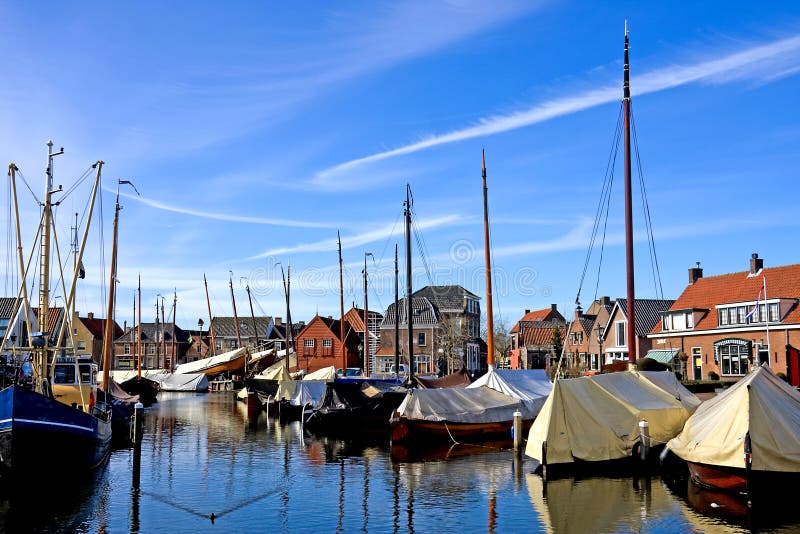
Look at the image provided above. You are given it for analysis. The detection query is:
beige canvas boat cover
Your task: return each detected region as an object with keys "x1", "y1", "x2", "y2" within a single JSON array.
[
  {"x1": 667, "y1": 364, "x2": 800, "y2": 472},
  {"x1": 396, "y1": 386, "x2": 537, "y2": 423},
  {"x1": 254, "y1": 351, "x2": 297, "y2": 381},
  {"x1": 525, "y1": 370, "x2": 696, "y2": 465},
  {"x1": 639, "y1": 370, "x2": 702, "y2": 412},
  {"x1": 303, "y1": 366, "x2": 336, "y2": 381},
  {"x1": 173, "y1": 347, "x2": 247, "y2": 375}
]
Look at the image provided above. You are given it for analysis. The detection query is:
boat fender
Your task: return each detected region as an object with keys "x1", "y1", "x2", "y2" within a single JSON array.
[{"x1": 89, "y1": 390, "x2": 95, "y2": 412}]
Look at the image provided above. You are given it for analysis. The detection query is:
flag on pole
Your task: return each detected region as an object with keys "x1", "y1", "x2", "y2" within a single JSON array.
[{"x1": 744, "y1": 285, "x2": 763, "y2": 322}]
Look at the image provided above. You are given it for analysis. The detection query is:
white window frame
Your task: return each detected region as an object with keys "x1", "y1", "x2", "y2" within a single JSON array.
[
  {"x1": 322, "y1": 338, "x2": 333, "y2": 348},
  {"x1": 417, "y1": 332, "x2": 426, "y2": 346},
  {"x1": 615, "y1": 321, "x2": 626, "y2": 347},
  {"x1": 304, "y1": 338, "x2": 315, "y2": 348}
]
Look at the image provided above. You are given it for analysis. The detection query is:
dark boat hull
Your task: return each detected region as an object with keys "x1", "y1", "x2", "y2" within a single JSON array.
[
  {"x1": 389, "y1": 416, "x2": 531, "y2": 446},
  {"x1": 118, "y1": 376, "x2": 159, "y2": 405},
  {"x1": 0, "y1": 386, "x2": 112, "y2": 478},
  {"x1": 687, "y1": 461, "x2": 800, "y2": 494}
]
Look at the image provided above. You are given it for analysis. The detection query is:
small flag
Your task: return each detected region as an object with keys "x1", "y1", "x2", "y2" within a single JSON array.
[
  {"x1": 78, "y1": 260, "x2": 85, "y2": 279},
  {"x1": 744, "y1": 286, "x2": 763, "y2": 322}
]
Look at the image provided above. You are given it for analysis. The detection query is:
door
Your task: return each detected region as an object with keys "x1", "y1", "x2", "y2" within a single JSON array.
[{"x1": 692, "y1": 347, "x2": 702, "y2": 380}]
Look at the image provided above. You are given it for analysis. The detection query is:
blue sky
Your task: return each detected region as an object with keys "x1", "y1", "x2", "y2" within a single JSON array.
[{"x1": 1, "y1": 1, "x2": 799, "y2": 334}]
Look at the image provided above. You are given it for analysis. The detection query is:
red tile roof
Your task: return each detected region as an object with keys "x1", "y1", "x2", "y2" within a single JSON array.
[
  {"x1": 519, "y1": 320, "x2": 567, "y2": 346},
  {"x1": 79, "y1": 316, "x2": 124, "y2": 339},
  {"x1": 652, "y1": 264, "x2": 800, "y2": 333},
  {"x1": 510, "y1": 308, "x2": 556, "y2": 333}
]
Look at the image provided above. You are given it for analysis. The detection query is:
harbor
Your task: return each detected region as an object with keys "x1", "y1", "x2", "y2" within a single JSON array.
[{"x1": 2, "y1": 391, "x2": 799, "y2": 533}]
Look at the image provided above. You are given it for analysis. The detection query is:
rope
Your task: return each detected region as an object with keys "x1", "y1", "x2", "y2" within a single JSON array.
[{"x1": 443, "y1": 421, "x2": 461, "y2": 445}]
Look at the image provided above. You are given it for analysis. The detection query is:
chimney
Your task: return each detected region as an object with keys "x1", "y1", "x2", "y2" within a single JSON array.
[
  {"x1": 524, "y1": 309, "x2": 530, "y2": 315},
  {"x1": 600, "y1": 296, "x2": 611, "y2": 307},
  {"x1": 750, "y1": 253, "x2": 763, "y2": 274},
  {"x1": 688, "y1": 262, "x2": 703, "y2": 285},
  {"x1": 574, "y1": 305, "x2": 583, "y2": 321},
  {"x1": 87, "y1": 312, "x2": 94, "y2": 319},
  {"x1": 275, "y1": 317, "x2": 282, "y2": 326},
  {"x1": 551, "y1": 304, "x2": 557, "y2": 311}
]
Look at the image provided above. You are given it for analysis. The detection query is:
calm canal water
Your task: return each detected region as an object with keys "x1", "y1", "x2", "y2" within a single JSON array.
[{"x1": 2, "y1": 392, "x2": 799, "y2": 533}]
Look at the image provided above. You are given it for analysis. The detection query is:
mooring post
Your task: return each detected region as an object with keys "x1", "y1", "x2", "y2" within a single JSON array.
[
  {"x1": 132, "y1": 401, "x2": 144, "y2": 489},
  {"x1": 638, "y1": 420, "x2": 650, "y2": 463},
  {"x1": 744, "y1": 431, "x2": 753, "y2": 509},
  {"x1": 513, "y1": 410, "x2": 523, "y2": 457}
]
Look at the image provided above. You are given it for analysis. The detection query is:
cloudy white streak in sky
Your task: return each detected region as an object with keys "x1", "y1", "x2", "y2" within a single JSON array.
[
  {"x1": 249, "y1": 214, "x2": 463, "y2": 259},
  {"x1": 116, "y1": 190, "x2": 337, "y2": 229},
  {"x1": 314, "y1": 34, "x2": 800, "y2": 184}
]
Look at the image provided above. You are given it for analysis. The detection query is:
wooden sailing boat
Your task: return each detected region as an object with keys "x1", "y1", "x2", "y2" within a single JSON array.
[
  {"x1": 0, "y1": 142, "x2": 112, "y2": 477},
  {"x1": 117, "y1": 275, "x2": 160, "y2": 404},
  {"x1": 525, "y1": 27, "x2": 701, "y2": 477},
  {"x1": 389, "y1": 159, "x2": 552, "y2": 448}
]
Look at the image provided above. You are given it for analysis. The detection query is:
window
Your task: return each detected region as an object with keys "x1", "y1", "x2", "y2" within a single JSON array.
[
  {"x1": 719, "y1": 343, "x2": 749, "y2": 376},
  {"x1": 77, "y1": 340, "x2": 86, "y2": 350},
  {"x1": 686, "y1": 312, "x2": 694, "y2": 328},
  {"x1": 414, "y1": 354, "x2": 431, "y2": 374},
  {"x1": 0, "y1": 318, "x2": 8, "y2": 340},
  {"x1": 769, "y1": 303, "x2": 779, "y2": 322},
  {"x1": 417, "y1": 332, "x2": 426, "y2": 346},
  {"x1": 662, "y1": 315, "x2": 671, "y2": 331},
  {"x1": 466, "y1": 344, "x2": 479, "y2": 371},
  {"x1": 615, "y1": 322, "x2": 626, "y2": 347},
  {"x1": 304, "y1": 339, "x2": 315, "y2": 348},
  {"x1": 148, "y1": 344, "x2": 155, "y2": 355},
  {"x1": 718, "y1": 309, "x2": 729, "y2": 326},
  {"x1": 215, "y1": 340, "x2": 222, "y2": 351},
  {"x1": 737, "y1": 307, "x2": 746, "y2": 324},
  {"x1": 230, "y1": 340, "x2": 238, "y2": 349},
  {"x1": 53, "y1": 365, "x2": 75, "y2": 384},
  {"x1": 322, "y1": 339, "x2": 333, "y2": 348},
  {"x1": 124, "y1": 344, "x2": 131, "y2": 355}
]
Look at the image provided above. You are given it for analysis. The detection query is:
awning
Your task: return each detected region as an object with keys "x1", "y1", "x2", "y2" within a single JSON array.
[{"x1": 644, "y1": 348, "x2": 679, "y2": 364}]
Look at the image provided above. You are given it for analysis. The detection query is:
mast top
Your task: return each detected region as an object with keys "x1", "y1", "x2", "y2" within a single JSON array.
[{"x1": 623, "y1": 22, "x2": 631, "y2": 101}]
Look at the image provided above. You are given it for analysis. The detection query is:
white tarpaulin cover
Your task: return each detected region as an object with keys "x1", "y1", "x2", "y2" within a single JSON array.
[
  {"x1": 276, "y1": 380, "x2": 328, "y2": 409},
  {"x1": 667, "y1": 364, "x2": 800, "y2": 472},
  {"x1": 110, "y1": 369, "x2": 171, "y2": 384},
  {"x1": 468, "y1": 368, "x2": 552, "y2": 414},
  {"x1": 525, "y1": 370, "x2": 697, "y2": 465},
  {"x1": 159, "y1": 372, "x2": 209, "y2": 392},
  {"x1": 303, "y1": 366, "x2": 336, "y2": 381},
  {"x1": 173, "y1": 348, "x2": 247, "y2": 375},
  {"x1": 395, "y1": 386, "x2": 537, "y2": 423}
]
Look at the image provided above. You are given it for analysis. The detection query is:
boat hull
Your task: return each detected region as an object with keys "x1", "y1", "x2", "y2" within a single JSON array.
[
  {"x1": 687, "y1": 461, "x2": 800, "y2": 494},
  {"x1": 390, "y1": 416, "x2": 530, "y2": 446},
  {"x1": 0, "y1": 386, "x2": 112, "y2": 478}
]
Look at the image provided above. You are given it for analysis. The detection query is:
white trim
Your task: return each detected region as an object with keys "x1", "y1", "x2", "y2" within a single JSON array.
[
  {"x1": 0, "y1": 417, "x2": 94, "y2": 434},
  {"x1": 649, "y1": 323, "x2": 800, "y2": 339}
]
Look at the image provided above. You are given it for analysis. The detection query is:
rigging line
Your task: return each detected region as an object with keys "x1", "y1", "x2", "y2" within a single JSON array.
[
  {"x1": 592, "y1": 166, "x2": 615, "y2": 304},
  {"x1": 5, "y1": 177, "x2": 12, "y2": 296},
  {"x1": 376, "y1": 210, "x2": 402, "y2": 269},
  {"x1": 631, "y1": 106, "x2": 665, "y2": 299},
  {"x1": 55, "y1": 165, "x2": 94, "y2": 204},
  {"x1": 412, "y1": 218, "x2": 435, "y2": 288},
  {"x1": 14, "y1": 169, "x2": 41, "y2": 205},
  {"x1": 576, "y1": 104, "x2": 623, "y2": 305}
]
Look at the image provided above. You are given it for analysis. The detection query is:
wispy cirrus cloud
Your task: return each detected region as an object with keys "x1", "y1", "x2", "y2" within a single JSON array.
[
  {"x1": 314, "y1": 33, "x2": 800, "y2": 185},
  {"x1": 115, "y1": 189, "x2": 338, "y2": 229},
  {"x1": 247, "y1": 213, "x2": 463, "y2": 259}
]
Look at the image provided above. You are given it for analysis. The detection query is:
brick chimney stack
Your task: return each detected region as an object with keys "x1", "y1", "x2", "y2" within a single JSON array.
[
  {"x1": 524, "y1": 309, "x2": 530, "y2": 315},
  {"x1": 750, "y1": 253, "x2": 763, "y2": 274},
  {"x1": 275, "y1": 317, "x2": 282, "y2": 326},
  {"x1": 688, "y1": 262, "x2": 703, "y2": 285},
  {"x1": 551, "y1": 304, "x2": 557, "y2": 312}
]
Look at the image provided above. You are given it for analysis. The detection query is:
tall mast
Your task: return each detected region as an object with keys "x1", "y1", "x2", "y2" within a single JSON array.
[
  {"x1": 623, "y1": 23, "x2": 637, "y2": 365},
  {"x1": 338, "y1": 232, "x2": 346, "y2": 371},
  {"x1": 405, "y1": 184, "x2": 414, "y2": 382},
  {"x1": 7, "y1": 163, "x2": 35, "y2": 355},
  {"x1": 281, "y1": 265, "x2": 293, "y2": 373},
  {"x1": 246, "y1": 283, "x2": 259, "y2": 347},
  {"x1": 155, "y1": 301, "x2": 160, "y2": 368},
  {"x1": 229, "y1": 273, "x2": 243, "y2": 349},
  {"x1": 160, "y1": 297, "x2": 166, "y2": 369},
  {"x1": 363, "y1": 252, "x2": 373, "y2": 376},
  {"x1": 171, "y1": 289, "x2": 177, "y2": 367},
  {"x1": 35, "y1": 141, "x2": 64, "y2": 392},
  {"x1": 132, "y1": 292, "x2": 136, "y2": 371},
  {"x1": 137, "y1": 274, "x2": 142, "y2": 377},
  {"x1": 482, "y1": 150, "x2": 495, "y2": 371},
  {"x1": 102, "y1": 181, "x2": 123, "y2": 392},
  {"x1": 204, "y1": 274, "x2": 216, "y2": 356},
  {"x1": 394, "y1": 243, "x2": 399, "y2": 377}
]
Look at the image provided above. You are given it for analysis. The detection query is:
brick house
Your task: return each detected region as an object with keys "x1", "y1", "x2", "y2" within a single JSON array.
[
  {"x1": 0, "y1": 298, "x2": 27, "y2": 353},
  {"x1": 509, "y1": 305, "x2": 565, "y2": 370},
  {"x1": 72, "y1": 311, "x2": 123, "y2": 366},
  {"x1": 293, "y1": 314, "x2": 359, "y2": 374},
  {"x1": 210, "y1": 316, "x2": 274, "y2": 353},
  {"x1": 113, "y1": 322, "x2": 192, "y2": 370},
  {"x1": 563, "y1": 297, "x2": 614, "y2": 374},
  {"x1": 601, "y1": 298, "x2": 675, "y2": 365},
  {"x1": 342, "y1": 307, "x2": 382, "y2": 373},
  {"x1": 377, "y1": 285, "x2": 483, "y2": 376},
  {"x1": 648, "y1": 255, "x2": 800, "y2": 386}
]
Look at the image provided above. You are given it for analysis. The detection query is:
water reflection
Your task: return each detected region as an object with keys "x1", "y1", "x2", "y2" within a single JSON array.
[{"x1": 2, "y1": 392, "x2": 799, "y2": 533}]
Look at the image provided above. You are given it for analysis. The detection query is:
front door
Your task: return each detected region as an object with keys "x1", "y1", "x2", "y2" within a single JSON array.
[{"x1": 692, "y1": 347, "x2": 702, "y2": 380}]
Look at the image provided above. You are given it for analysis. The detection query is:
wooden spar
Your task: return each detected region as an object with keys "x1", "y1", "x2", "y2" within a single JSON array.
[
  {"x1": 229, "y1": 273, "x2": 243, "y2": 373},
  {"x1": 171, "y1": 289, "x2": 176, "y2": 368},
  {"x1": 482, "y1": 150, "x2": 495, "y2": 370},
  {"x1": 8, "y1": 163, "x2": 37, "y2": 349},
  {"x1": 36, "y1": 142, "x2": 58, "y2": 390},
  {"x1": 246, "y1": 284, "x2": 259, "y2": 347},
  {"x1": 394, "y1": 243, "x2": 399, "y2": 376},
  {"x1": 280, "y1": 264, "x2": 293, "y2": 373},
  {"x1": 132, "y1": 293, "x2": 136, "y2": 371},
  {"x1": 623, "y1": 26, "x2": 637, "y2": 364},
  {"x1": 160, "y1": 297, "x2": 166, "y2": 369},
  {"x1": 363, "y1": 252, "x2": 373, "y2": 376},
  {"x1": 204, "y1": 274, "x2": 216, "y2": 356},
  {"x1": 405, "y1": 184, "x2": 414, "y2": 382},
  {"x1": 137, "y1": 274, "x2": 142, "y2": 378},
  {"x1": 102, "y1": 181, "x2": 122, "y2": 393},
  {"x1": 338, "y1": 232, "x2": 346, "y2": 371}
]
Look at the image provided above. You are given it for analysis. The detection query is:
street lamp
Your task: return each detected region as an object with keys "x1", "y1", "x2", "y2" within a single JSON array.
[{"x1": 596, "y1": 323, "x2": 605, "y2": 374}]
